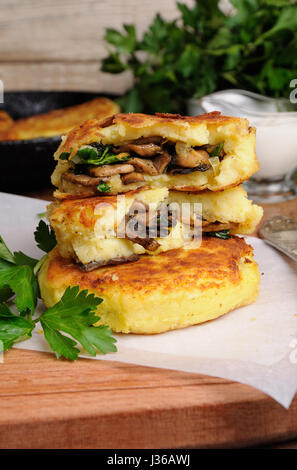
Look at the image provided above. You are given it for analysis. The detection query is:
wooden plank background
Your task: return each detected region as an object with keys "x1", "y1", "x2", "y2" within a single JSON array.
[
  {"x1": 0, "y1": 0, "x2": 197, "y2": 93},
  {"x1": 2, "y1": 348, "x2": 297, "y2": 449}
]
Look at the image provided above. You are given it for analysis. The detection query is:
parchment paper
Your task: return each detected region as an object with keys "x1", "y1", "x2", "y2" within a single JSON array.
[{"x1": 1, "y1": 192, "x2": 297, "y2": 408}]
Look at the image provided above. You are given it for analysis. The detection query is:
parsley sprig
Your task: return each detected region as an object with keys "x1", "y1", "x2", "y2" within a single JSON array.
[
  {"x1": 97, "y1": 182, "x2": 111, "y2": 193},
  {"x1": 102, "y1": 0, "x2": 297, "y2": 113},
  {"x1": 0, "y1": 222, "x2": 117, "y2": 359},
  {"x1": 208, "y1": 229, "x2": 231, "y2": 240},
  {"x1": 60, "y1": 143, "x2": 130, "y2": 167},
  {"x1": 0, "y1": 238, "x2": 39, "y2": 315},
  {"x1": 34, "y1": 220, "x2": 57, "y2": 253},
  {"x1": 40, "y1": 286, "x2": 116, "y2": 360},
  {"x1": 209, "y1": 143, "x2": 224, "y2": 157}
]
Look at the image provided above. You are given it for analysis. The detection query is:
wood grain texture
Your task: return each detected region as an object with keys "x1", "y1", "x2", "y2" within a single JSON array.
[
  {"x1": 259, "y1": 198, "x2": 297, "y2": 225},
  {"x1": 0, "y1": 62, "x2": 132, "y2": 93},
  {"x1": 0, "y1": 0, "x2": 192, "y2": 92},
  {"x1": 1, "y1": 349, "x2": 297, "y2": 449},
  {"x1": 1, "y1": 194, "x2": 297, "y2": 449}
]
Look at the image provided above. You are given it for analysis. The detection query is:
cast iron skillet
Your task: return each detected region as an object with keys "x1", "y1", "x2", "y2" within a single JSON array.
[{"x1": 0, "y1": 91, "x2": 118, "y2": 193}]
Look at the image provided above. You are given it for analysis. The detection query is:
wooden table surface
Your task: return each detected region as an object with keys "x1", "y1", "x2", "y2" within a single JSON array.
[{"x1": 0, "y1": 189, "x2": 296, "y2": 449}]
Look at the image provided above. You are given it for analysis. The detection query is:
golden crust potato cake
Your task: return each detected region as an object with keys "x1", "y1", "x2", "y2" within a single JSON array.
[
  {"x1": 51, "y1": 111, "x2": 259, "y2": 198},
  {"x1": 0, "y1": 110, "x2": 14, "y2": 136},
  {"x1": 38, "y1": 236, "x2": 260, "y2": 334},
  {"x1": 48, "y1": 185, "x2": 262, "y2": 269},
  {"x1": 0, "y1": 98, "x2": 120, "y2": 141},
  {"x1": 167, "y1": 185, "x2": 263, "y2": 235}
]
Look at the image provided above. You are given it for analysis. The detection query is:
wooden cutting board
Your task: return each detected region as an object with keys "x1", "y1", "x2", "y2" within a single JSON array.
[{"x1": 0, "y1": 192, "x2": 296, "y2": 449}]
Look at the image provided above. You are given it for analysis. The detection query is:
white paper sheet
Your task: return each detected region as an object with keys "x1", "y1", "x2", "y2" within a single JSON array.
[{"x1": 1, "y1": 192, "x2": 297, "y2": 408}]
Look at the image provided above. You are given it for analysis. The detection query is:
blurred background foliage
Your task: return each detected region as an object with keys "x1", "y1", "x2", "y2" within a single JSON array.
[{"x1": 102, "y1": 0, "x2": 297, "y2": 113}]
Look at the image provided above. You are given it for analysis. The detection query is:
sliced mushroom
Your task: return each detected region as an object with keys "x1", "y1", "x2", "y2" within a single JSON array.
[
  {"x1": 62, "y1": 171, "x2": 102, "y2": 187},
  {"x1": 124, "y1": 214, "x2": 160, "y2": 252},
  {"x1": 127, "y1": 201, "x2": 149, "y2": 230},
  {"x1": 156, "y1": 206, "x2": 177, "y2": 228},
  {"x1": 89, "y1": 163, "x2": 134, "y2": 178},
  {"x1": 169, "y1": 163, "x2": 211, "y2": 174},
  {"x1": 128, "y1": 157, "x2": 158, "y2": 175},
  {"x1": 153, "y1": 150, "x2": 171, "y2": 173},
  {"x1": 78, "y1": 254, "x2": 139, "y2": 271},
  {"x1": 125, "y1": 226, "x2": 160, "y2": 251},
  {"x1": 148, "y1": 207, "x2": 177, "y2": 237},
  {"x1": 133, "y1": 136, "x2": 163, "y2": 145},
  {"x1": 175, "y1": 143, "x2": 210, "y2": 168},
  {"x1": 127, "y1": 203, "x2": 177, "y2": 240},
  {"x1": 121, "y1": 172, "x2": 145, "y2": 185},
  {"x1": 127, "y1": 235, "x2": 160, "y2": 251},
  {"x1": 114, "y1": 143, "x2": 162, "y2": 157},
  {"x1": 202, "y1": 222, "x2": 230, "y2": 232}
]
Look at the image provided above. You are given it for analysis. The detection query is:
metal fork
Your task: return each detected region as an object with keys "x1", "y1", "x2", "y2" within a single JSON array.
[{"x1": 258, "y1": 216, "x2": 297, "y2": 263}]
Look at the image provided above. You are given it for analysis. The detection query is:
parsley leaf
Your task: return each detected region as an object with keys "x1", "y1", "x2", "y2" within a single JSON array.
[
  {"x1": 39, "y1": 286, "x2": 117, "y2": 360},
  {"x1": 74, "y1": 146, "x2": 98, "y2": 163},
  {"x1": 97, "y1": 182, "x2": 111, "y2": 193},
  {"x1": 72, "y1": 144, "x2": 130, "y2": 166},
  {"x1": 0, "y1": 236, "x2": 39, "y2": 307},
  {"x1": 59, "y1": 152, "x2": 70, "y2": 161},
  {"x1": 0, "y1": 285, "x2": 13, "y2": 303},
  {"x1": 208, "y1": 229, "x2": 232, "y2": 240},
  {"x1": 209, "y1": 143, "x2": 224, "y2": 157},
  {"x1": 13, "y1": 251, "x2": 38, "y2": 267},
  {"x1": 34, "y1": 220, "x2": 57, "y2": 253},
  {"x1": 0, "y1": 259, "x2": 38, "y2": 314},
  {"x1": 0, "y1": 235, "x2": 16, "y2": 264},
  {"x1": 0, "y1": 303, "x2": 34, "y2": 351},
  {"x1": 104, "y1": 24, "x2": 137, "y2": 54},
  {"x1": 42, "y1": 325, "x2": 80, "y2": 361}
]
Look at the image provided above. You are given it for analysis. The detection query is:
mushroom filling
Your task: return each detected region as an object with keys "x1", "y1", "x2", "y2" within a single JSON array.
[
  {"x1": 123, "y1": 203, "x2": 179, "y2": 251},
  {"x1": 79, "y1": 208, "x2": 233, "y2": 268},
  {"x1": 74, "y1": 205, "x2": 233, "y2": 271},
  {"x1": 60, "y1": 138, "x2": 225, "y2": 191},
  {"x1": 78, "y1": 254, "x2": 140, "y2": 272},
  {"x1": 123, "y1": 204, "x2": 233, "y2": 249}
]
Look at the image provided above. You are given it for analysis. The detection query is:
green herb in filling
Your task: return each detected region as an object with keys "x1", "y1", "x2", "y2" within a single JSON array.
[
  {"x1": 71, "y1": 144, "x2": 130, "y2": 166},
  {"x1": 207, "y1": 229, "x2": 231, "y2": 240},
  {"x1": 209, "y1": 143, "x2": 224, "y2": 157},
  {"x1": 59, "y1": 152, "x2": 71, "y2": 160},
  {"x1": 97, "y1": 182, "x2": 111, "y2": 193}
]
